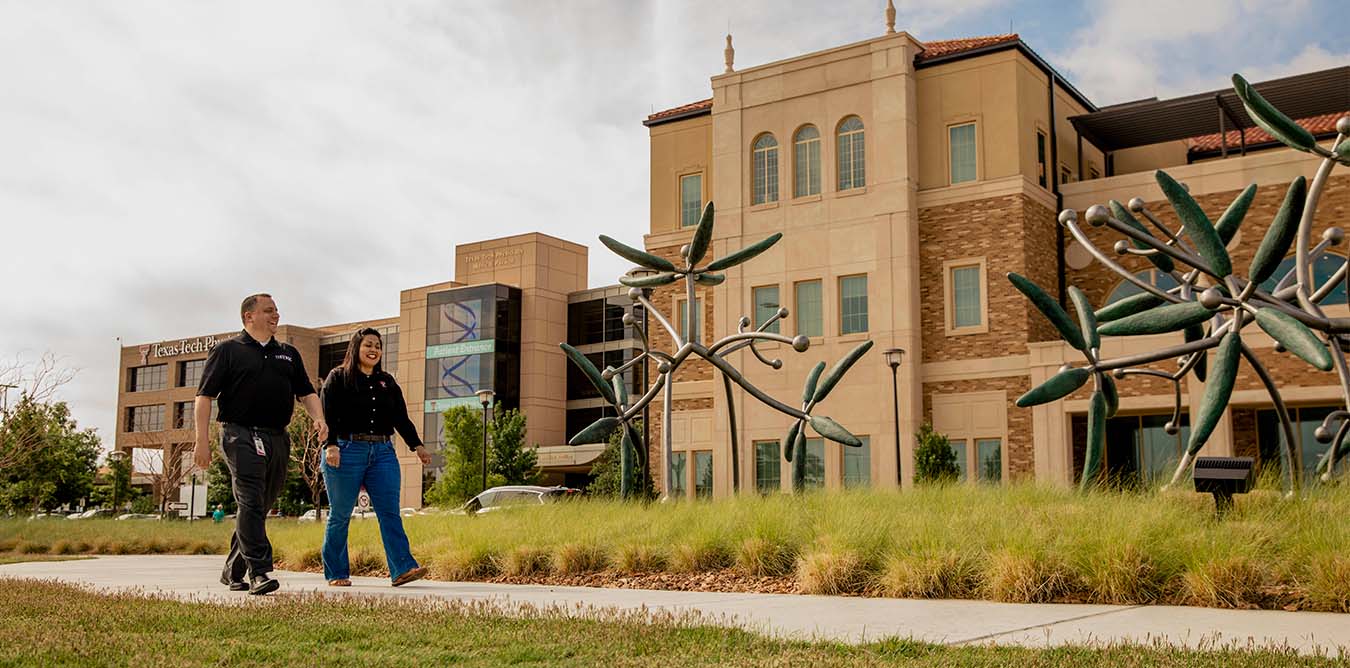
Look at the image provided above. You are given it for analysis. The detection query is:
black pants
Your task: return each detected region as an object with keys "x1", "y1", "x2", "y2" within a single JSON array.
[{"x1": 220, "y1": 423, "x2": 290, "y2": 581}]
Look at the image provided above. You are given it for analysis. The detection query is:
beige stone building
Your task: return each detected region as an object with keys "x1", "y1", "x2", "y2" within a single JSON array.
[
  {"x1": 642, "y1": 22, "x2": 1348, "y2": 497},
  {"x1": 115, "y1": 11, "x2": 1349, "y2": 507}
]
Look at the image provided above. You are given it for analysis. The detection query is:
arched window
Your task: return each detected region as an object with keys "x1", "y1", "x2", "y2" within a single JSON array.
[
  {"x1": 837, "y1": 116, "x2": 865, "y2": 190},
  {"x1": 1102, "y1": 269, "x2": 1180, "y2": 307},
  {"x1": 752, "y1": 133, "x2": 779, "y2": 205},
  {"x1": 793, "y1": 125, "x2": 821, "y2": 197},
  {"x1": 1258, "y1": 253, "x2": 1347, "y2": 304}
]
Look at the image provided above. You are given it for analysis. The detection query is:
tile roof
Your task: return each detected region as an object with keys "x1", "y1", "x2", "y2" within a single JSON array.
[
  {"x1": 1187, "y1": 111, "x2": 1347, "y2": 152},
  {"x1": 645, "y1": 34, "x2": 1022, "y2": 125},
  {"x1": 646, "y1": 98, "x2": 713, "y2": 124},
  {"x1": 916, "y1": 34, "x2": 1019, "y2": 61}
]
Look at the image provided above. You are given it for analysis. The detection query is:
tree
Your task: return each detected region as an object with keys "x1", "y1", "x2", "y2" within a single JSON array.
[
  {"x1": 107, "y1": 453, "x2": 133, "y2": 511},
  {"x1": 424, "y1": 404, "x2": 505, "y2": 506},
  {"x1": 489, "y1": 407, "x2": 540, "y2": 486},
  {"x1": 587, "y1": 420, "x2": 652, "y2": 499},
  {"x1": 0, "y1": 354, "x2": 78, "y2": 472},
  {"x1": 286, "y1": 409, "x2": 326, "y2": 510},
  {"x1": 129, "y1": 439, "x2": 194, "y2": 514},
  {"x1": 206, "y1": 456, "x2": 236, "y2": 514},
  {"x1": 914, "y1": 422, "x2": 960, "y2": 484},
  {"x1": 0, "y1": 395, "x2": 100, "y2": 513}
]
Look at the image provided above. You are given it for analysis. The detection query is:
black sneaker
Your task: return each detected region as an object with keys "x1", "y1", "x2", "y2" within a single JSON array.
[
  {"x1": 249, "y1": 574, "x2": 280, "y2": 596},
  {"x1": 220, "y1": 575, "x2": 249, "y2": 592}
]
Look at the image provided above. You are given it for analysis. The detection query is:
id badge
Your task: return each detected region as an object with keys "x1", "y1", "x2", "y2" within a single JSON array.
[{"x1": 252, "y1": 435, "x2": 266, "y2": 457}]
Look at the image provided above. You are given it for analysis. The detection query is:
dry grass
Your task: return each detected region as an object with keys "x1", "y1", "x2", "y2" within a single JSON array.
[
  {"x1": 1182, "y1": 556, "x2": 1268, "y2": 608},
  {"x1": 981, "y1": 551, "x2": 1077, "y2": 603},
  {"x1": 497, "y1": 545, "x2": 553, "y2": 576},
  {"x1": 735, "y1": 536, "x2": 798, "y2": 577},
  {"x1": 553, "y1": 542, "x2": 608, "y2": 575},
  {"x1": 614, "y1": 544, "x2": 669, "y2": 573},
  {"x1": 797, "y1": 548, "x2": 872, "y2": 595},
  {"x1": 878, "y1": 550, "x2": 979, "y2": 599}
]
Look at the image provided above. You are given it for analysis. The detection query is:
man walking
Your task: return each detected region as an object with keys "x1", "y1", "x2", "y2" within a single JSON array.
[{"x1": 193, "y1": 294, "x2": 327, "y2": 595}]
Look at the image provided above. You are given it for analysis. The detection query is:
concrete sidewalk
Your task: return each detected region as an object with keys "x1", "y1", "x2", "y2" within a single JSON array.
[{"x1": 2, "y1": 555, "x2": 1346, "y2": 656}]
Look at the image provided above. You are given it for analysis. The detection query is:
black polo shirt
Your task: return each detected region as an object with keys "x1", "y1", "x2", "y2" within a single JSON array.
[{"x1": 197, "y1": 331, "x2": 316, "y2": 430}]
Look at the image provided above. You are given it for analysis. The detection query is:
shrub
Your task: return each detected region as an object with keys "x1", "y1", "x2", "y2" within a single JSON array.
[
  {"x1": 796, "y1": 549, "x2": 871, "y2": 595},
  {"x1": 913, "y1": 423, "x2": 959, "y2": 484}
]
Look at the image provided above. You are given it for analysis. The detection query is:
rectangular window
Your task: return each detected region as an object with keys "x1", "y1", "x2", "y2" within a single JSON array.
[
  {"x1": 950, "y1": 439, "x2": 968, "y2": 482},
  {"x1": 843, "y1": 436, "x2": 871, "y2": 488},
  {"x1": 1036, "y1": 131, "x2": 1047, "y2": 188},
  {"x1": 794, "y1": 280, "x2": 822, "y2": 338},
  {"x1": 126, "y1": 405, "x2": 165, "y2": 433},
  {"x1": 1060, "y1": 165, "x2": 1072, "y2": 185},
  {"x1": 128, "y1": 364, "x2": 167, "y2": 392},
  {"x1": 670, "y1": 452, "x2": 688, "y2": 498},
  {"x1": 173, "y1": 401, "x2": 194, "y2": 430},
  {"x1": 680, "y1": 173, "x2": 702, "y2": 228},
  {"x1": 178, "y1": 359, "x2": 205, "y2": 389},
  {"x1": 976, "y1": 438, "x2": 1002, "y2": 483},
  {"x1": 794, "y1": 136, "x2": 821, "y2": 197},
  {"x1": 694, "y1": 451, "x2": 713, "y2": 498},
  {"x1": 753, "y1": 286, "x2": 780, "y2": 333},
  {"x1": 1089, "y1": 166, "x2": 1100, "y2": 180},
  {"x1": 949, "y1": 123, "x2": 977, "y2": 184},
  {"x1": 839, "y1": 275, "x2": 868, "y2": 335},
  {"x1": 754, "y1": 440, "x2": 781, "y2": 493},
  {"x1": 951, "y1": 265, "x2": 983, "y2": 329},
  {"x1": 803, "y1": 438, "x2": 825, "y2": 489},
  {"x1": 677, "y1": 298, "x2": 702, "y2": 343}
]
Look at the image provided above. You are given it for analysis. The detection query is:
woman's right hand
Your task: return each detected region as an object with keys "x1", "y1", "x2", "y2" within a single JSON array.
[{"x1": 325, "y1": 445, "x2": 340, "y2": 468}]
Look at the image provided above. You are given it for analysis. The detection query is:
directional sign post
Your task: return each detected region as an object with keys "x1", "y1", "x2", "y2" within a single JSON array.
[{"x1": 166, "y1": 502, "x2": 189, "y2": 511}]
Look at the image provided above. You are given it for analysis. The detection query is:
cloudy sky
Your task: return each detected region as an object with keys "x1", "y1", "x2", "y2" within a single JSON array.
[{"x1": 3, "y1": 0, "x2": 1346, "y2": 448}]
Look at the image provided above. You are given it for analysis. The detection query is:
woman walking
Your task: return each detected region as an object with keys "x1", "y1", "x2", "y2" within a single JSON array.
[{"x1": 320, "y1": 327, "x2": 430, "y2": 587}]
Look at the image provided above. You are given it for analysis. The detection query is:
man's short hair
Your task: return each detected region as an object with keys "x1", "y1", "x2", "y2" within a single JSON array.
[{"x1": 240, "y1": 293, "x2": 273, "y2": 324}]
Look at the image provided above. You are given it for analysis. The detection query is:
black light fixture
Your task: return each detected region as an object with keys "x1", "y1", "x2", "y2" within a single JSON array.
[
  {"x1": 883, "y1": 348, "x2": 905, "y2": 486},
  {"x1": 1193, "y1": 456, "x2": 1255, "y2": 518},
  {"x1": 475, "y1": 388, "x2": 496, "y2": 494}
]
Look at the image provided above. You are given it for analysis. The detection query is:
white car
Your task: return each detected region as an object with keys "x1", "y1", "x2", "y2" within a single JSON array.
[
  {"x1": 298, "y1": 509, "x2": 328, "y2": 522},
  {"x1": 455, "y1": 485, "x2": 581, "y2": 515},
  {"x1": 115, "y1": 513, "x2": 161, "y2": 521}
]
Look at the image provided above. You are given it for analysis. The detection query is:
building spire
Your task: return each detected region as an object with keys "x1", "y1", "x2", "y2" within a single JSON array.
[
  {"x1": 724, "y1": 33, "x2": 735, "y2": 73},
  {"x1": 885, "y1": 0, "x2": 896, "y2": 34}
]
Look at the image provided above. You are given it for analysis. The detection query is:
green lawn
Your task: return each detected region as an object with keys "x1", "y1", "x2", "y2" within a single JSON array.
[
  {"x1": 0, "y1": 579, "x2": 1338, "y2": 668},
  {"x1": 4, "y1": 483, "x2": 1349, "y2": 611}
]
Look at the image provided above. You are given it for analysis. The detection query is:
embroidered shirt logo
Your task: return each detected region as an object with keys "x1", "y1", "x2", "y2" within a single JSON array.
[{"x1": 274, "y1": 354, "x2": 293, "y2": 363}]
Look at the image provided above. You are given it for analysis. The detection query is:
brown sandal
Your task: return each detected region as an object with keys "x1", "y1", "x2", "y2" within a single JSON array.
[
  {"x1": 328, "y1": 579, "x2": 351, "y2": 587},
  {"x1": 392, "y1": 566, "x2": 427, "y2": 587}
]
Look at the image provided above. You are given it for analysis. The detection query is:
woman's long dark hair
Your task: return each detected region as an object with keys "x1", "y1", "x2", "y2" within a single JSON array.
[{"x1": 339, "y1": 328, "x2": 383, "y2": 386}]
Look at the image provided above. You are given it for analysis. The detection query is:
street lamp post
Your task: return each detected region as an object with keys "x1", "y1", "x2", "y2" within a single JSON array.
[
  {"x1": 883, "y1": 348, "x2": 905, "y2": 487},
  {"x1": 188, "y1": 472, "x2": 196, "y2": 522},
  {"x1": 475, "y1": 389, "x2": 495, "y2": 494}
]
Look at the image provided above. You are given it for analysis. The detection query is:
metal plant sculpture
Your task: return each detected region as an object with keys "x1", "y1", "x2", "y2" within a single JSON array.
[
  {"x1": 1014, "y1": 74, "x2": 1350, "y2": 495},
  {"x1": 561, "y1": 202, "x2": 873, "y2": 498}
]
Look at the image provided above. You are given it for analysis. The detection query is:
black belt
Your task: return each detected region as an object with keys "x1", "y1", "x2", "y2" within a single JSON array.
[
  {"x1": 345, "y1": 433, "x2": 390, "y2": 442},
  {"x1": 223, "y1": 423, "x2": 284, "y2": 434}
]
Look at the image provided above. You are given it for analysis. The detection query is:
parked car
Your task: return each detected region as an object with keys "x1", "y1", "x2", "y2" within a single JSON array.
[
  {"x1": 298, "y1": 509, "x2": 328, "y2": 522},
  {"x1": 455, "y1": 485, "x2": 581, "y2": 515},
  {"x1": 66, "y1": 509, "x2": 116, "y2": 520},
  {"x1": 115, "y1": 513, "x2": 161, "y2": 521}
]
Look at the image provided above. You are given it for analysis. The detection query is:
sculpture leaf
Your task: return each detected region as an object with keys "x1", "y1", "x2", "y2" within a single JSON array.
[
  {"x1": 1232, "y1": 74, "x2": 1317, "y2": 152},
  {"x1": 784, "y1": 420, "x2": 801, "y2": 463},
  {"x1": 1108, "y1": 200, "x2": 1174, "y2": 273},
  {"x1": 1068, "y1": 286, "x2": 1099, "y2": 351},
  {"x1": 1187, "y1": 329, "x2": 1241, "y2": 456},
  {"x1": 1249, "y1": 176, "x2": 1307, "y2": 285},
  {"x1": 1254, "y1": 308, "x2": 1332, "y2": 371},
  {"x1": 1016, "y1": 367, "x2": 1091, "y2": 407},
  {"x1": 694, "y1": 272, "x2": 725, "y2": 287},
  {"x1": 569, "y1": 416, "x2": 620, "y2": 445},
  {"x1": 686, "y1": 201, "x2": 715, "y2": 266},
  {"x1": 1099, "y1": 373, "x2": 1119, "y2": 418},
  {"x1": 599, "y1": 235, "x2": 676, "y2": 272},
  {"x1": 812, "y1": 340, "x2": 874, "y2": 404},
  {"x1": 802, "y1": 361, "x2": 826, "y2": 404},
  {"x1": 1096, "y1": 292, "x2": 1164, "y2": 323},
  {"x1": 619, "y1": 272, "x2": 680, "y2": 288},
  {"x1": 1098, "y1": 301, "x2": 1215, "y2": 337},
  {"x1": 706, "y1": 233, "x2": 783, "y2": 271},
  {"x1": 1157, "y1": 170, "x2": 1231, "y2": 277},
  {"x1": 611, "y1": 372, "x2": 628, "y2": 406},
  {"x1": 1215, "y1": 184, "x2": 1257, "y2": 245},
  {"x1": 1007, "y1": 272, "x2": 1086, "y2": 350},
  {"x1": 810, "y1": 415, "x2": 862, "y2": 447},
  {"x1": 561, "y1": 342, "x2": 617, "y2": 405},
  {"x1": 619, "y1": 424, "x2": 633, "y2": 496},
  {"x1": 1081, "y1": 390, "x2": 1106, "y2": 491}
]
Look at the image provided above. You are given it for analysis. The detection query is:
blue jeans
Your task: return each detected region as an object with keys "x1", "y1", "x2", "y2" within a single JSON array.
[{"x1": 321, "y1": 439, "x2": 419, "y2": 582}]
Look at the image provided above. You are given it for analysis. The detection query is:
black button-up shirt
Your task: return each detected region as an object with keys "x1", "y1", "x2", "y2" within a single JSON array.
[
  {"x1": 320, "y1": 368, "x2": 422, "y2": 449},
  {"x1": 197, "y1": 331, "x2": 317, "y2": 430}
]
